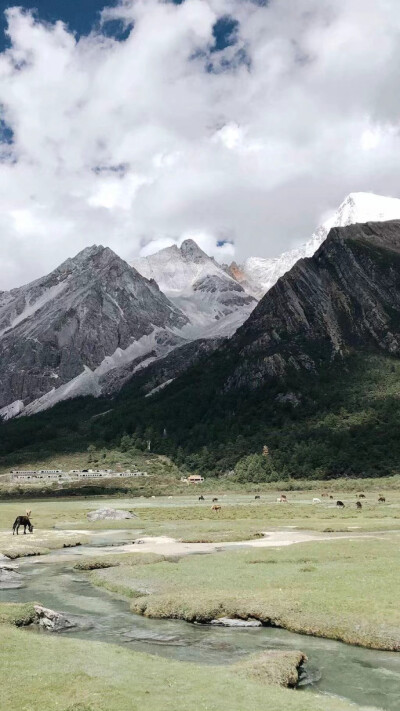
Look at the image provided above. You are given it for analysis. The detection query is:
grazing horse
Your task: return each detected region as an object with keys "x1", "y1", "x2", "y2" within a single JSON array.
[
  {"x1": 378, "y1": 496, "x2": 386, "y2": 503},
  {"x1": 358, "y1": 494, "x2": 366, "y2": 499},
  {"x1": 336, "y1": 500, "x2": 345, "y2": 508},
  {"x1": 313, "y1": 498, "x2": 321, "y2": 504},
  {"x1": 12, "y1": 516, "x2": 33, "y2": 535},
  {"x1": 356, "y1": 501, "x2": 362, "y2": 509},
  {"x1": 212, "y1": 497, "x2": 218, "y2": 502},
  {"x1": 211, "y1": 504, "x2": 221, "y2": 512},
  {"x1": 198, "y1": 495, "x2": 205, "y2": 501},
  {"x1": 255, "y1": 495, "x2": 261, "y2": 500}
]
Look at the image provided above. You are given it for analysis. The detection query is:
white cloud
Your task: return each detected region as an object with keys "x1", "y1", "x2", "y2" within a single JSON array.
[{"x1": 1, "y1": 0, "x2": 400, "y2": 288}]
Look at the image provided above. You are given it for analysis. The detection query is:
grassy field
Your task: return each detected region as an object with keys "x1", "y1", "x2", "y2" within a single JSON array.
[
  {"x1": 0, "y1": 529, "x2": 88, "y2": 559},
  {"x1": 0, "y1": 491, "x2": 399, "y2": 566},
  {"x1": 1, "y1": 490, "x2": 399, "y2": 547},
  {"x1": 0, "y1": 614, "x2": 377, "y2": 711},
  {"x1": 86, "y1": 536, "x2": 400, "y2": 651},
  {"x1": 0, "y1": 490, "x2": 398, "y2": 710},
  {"x1": 2, "y1": 462, "x2": 400, "y2": 500}
]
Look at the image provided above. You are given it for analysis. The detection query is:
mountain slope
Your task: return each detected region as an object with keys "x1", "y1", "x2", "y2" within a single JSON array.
[
  {"x1": 237, "y1": 193, "x2": 400, "y2": 298},
  {"x1": 0, "y1": 245, "x2": 188, "y2": 417},
  {"x1": 223, "y1": 219, "x2": 400, "y2": 391},
  {"x1": 132, "y1": 239, "x2": 256, "y2": 336},
  {"x1": 4, "y1": 221, "x2": 400, "y2": 480},
  {"x1": 106, "y1": 218, "x2": 400, "y2": 477}
]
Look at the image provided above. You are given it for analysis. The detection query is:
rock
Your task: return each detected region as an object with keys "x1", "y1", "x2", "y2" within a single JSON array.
[
  {"x1": 210, "y1": 617, "x2": 262, "y2": 627},
  {"x1": 275, "y1": 392, "x2": 300, "y2": 407},
  {"x1": 133, "y1": 536, "x2": 176, "y2": 545},
  {"x1": 87, "y1": 507, "x2": 137, "y2": 521},
  {"x1": 34, "y1": 605, "x2": 77, "y2": 632}
]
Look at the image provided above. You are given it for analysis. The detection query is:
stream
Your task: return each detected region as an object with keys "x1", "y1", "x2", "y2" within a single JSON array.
[{"x1": 1, "y1": 531, "x2": 399, "y2": 711}]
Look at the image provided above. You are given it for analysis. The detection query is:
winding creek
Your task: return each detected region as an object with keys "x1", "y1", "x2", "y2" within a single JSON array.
[{"x1": 1, "y1": 531, "x2": 400, "y2": 711}]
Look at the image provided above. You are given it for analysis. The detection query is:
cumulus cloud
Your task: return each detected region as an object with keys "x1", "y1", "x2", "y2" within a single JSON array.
[{"x1": 1, "y1": 0, "x2": 400, "y2": 287}]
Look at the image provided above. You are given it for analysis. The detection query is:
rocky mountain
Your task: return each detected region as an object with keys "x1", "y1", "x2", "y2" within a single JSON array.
[
  {"x1": 232, "y1": 193, "x2": 400, "y2": 298},
  {"x1": 219, "y1": 219, "x2": 400, "y2": 392},
  {"x1": 3, "y1": 194, "x2": 400, "y2": 423},
  {"x1": 132, "y1": 239, "x2": 256, "y2": 337},
  {"x1": 63, "y1": 218, "x2": 400, "y2": 480},
  {"x1": 0, "y1": 245, "x2": 189, "y2": 418},
  {"x1": 100, "y1": 336, "x2": 224, "y2": 398}
]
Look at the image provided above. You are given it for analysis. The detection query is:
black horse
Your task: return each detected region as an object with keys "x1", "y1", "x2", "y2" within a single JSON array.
[{"x1": 12, "y1": 516, "x2": 33, "y2": 535}]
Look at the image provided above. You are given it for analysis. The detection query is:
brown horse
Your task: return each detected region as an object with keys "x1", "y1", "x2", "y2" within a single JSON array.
[{"x1": 12, "y1": 516, "x2": 33, "y2": 535}]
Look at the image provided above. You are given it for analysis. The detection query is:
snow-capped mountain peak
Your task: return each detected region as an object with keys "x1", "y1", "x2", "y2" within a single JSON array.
[
  {"x1": 132, "y1": 241, "x2": 256, "y2": 337},
  {"x1": 238, "y1": 192, "x2": 400, "y2": 298}
]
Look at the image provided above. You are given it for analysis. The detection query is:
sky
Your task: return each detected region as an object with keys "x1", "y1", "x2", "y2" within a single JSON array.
[{"x1": 1, "y1": 0, "x2": 400, "y2": 288}]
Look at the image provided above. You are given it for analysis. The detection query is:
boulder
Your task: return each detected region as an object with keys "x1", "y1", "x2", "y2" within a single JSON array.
[
  {"x1": 87, "y1": 507, "x2": 137, "y2": 521},
  {"x1": 210, "y1": 617, "x2": 262, "y2": 627},
  {"x1": 134, "y1": 536, "x2": 176, "y2": 545},
  {"x1": 34, "y1": 605, "x2": 77, "y2": 632}
]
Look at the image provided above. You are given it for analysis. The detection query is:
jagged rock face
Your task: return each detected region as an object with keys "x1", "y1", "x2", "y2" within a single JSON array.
[
  {"x1": 223, "y1": 220, "x2": 400, "y2": 390},
  {"x1": 132, "y1": 239, "x2": 256, "y2": 334},
  {"x1": 100, "y1": 336, "x2": 224, "y2": 397},
  {"x1": 0, "y1": 245, "x2": 188, "y2": 409}
]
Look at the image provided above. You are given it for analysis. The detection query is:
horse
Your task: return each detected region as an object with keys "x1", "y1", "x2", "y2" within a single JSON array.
[
  {"x1": 198, "y1": 495, "x2": 205, "y2": 501},
  {"x1": 356, "y1": 501, "x2": 362, "y2": 509},
  {"x1": 12, "y1": 516, "x2": 33, "y2": 535},
  {"x1": 313, "y1": 498, "x2": 321, "y2": 504},
  {"x1": 278, "y1": 494, "x2": 287, "y2": 503},
  {"x1": 255, "y1": 495, "x2": 261, "y2": 500},
  {"x1": 211, "y1": 504, "x2": 221, "y2": 512},
  {"x1": 336, "y1": 501, "x2": 345, "y2": 508},
  {"x1": 378, "y1": 496, "x2": 386, "y2": 503},
  {"x1": 212, "y1": 497, "x2": 218, "y2": 502},
  {"x1": 358, "y1": 494, "x2": 366, "y2": 499}
]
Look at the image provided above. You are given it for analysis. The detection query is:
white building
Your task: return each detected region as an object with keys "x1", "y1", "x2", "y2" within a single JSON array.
[
  {"x1": 11, "y1": 468, "x2": 149, "y2": 481},
  {"x1": 11, "y1": 470, "x2": 38, "y2": 480},
  {"x1": 11, "y1": 469, "x2": 69, "y2": 481}
]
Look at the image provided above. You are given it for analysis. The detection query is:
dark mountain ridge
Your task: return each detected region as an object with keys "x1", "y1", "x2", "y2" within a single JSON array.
[{"x1": 219, "y1": 220, "x2": 400, "y2": 392}]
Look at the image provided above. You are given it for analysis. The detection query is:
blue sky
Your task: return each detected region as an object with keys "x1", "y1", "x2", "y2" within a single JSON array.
[
  {"x1": 0, "y1": 1, "x2": 118, "y2": 50},
  {"x1": 0, "y1": 1, "x2": 239, "y2": 52}
]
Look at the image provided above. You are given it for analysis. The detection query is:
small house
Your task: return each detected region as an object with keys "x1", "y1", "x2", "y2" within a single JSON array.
[{"x1": 187, "y1": 474, "x2": 204, "y2": 484}]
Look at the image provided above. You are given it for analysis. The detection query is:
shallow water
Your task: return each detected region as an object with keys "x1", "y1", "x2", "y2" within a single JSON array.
[{"x1": 1, "y1": 533, "x2": 399, "y2": 711}]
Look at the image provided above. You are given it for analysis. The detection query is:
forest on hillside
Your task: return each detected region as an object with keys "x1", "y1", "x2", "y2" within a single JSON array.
[{"x1": 2, "y1": 352, "x2": 400, "y2": 481}]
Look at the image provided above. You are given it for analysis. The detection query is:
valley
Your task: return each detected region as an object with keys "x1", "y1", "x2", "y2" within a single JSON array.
[
  {"x1": 2, "y1": 199, "x2": 400, "y2": 711},
  {"x1": 1, "y1": 493, "x2": 399, "y2": 711}
]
